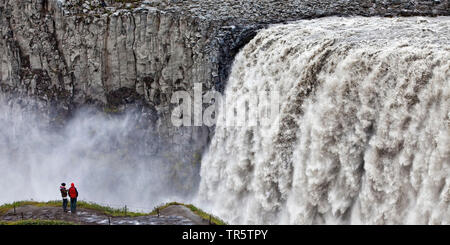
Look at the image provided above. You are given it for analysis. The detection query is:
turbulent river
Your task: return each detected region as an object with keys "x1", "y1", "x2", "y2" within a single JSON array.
[{"x1": 198, "y1": 16, "x2": 450, "y2": 224}]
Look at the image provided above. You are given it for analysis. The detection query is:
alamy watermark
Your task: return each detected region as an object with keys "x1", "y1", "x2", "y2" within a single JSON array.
[{"x1": 171, "y1": 83, "x2": 281, "y2": 128}]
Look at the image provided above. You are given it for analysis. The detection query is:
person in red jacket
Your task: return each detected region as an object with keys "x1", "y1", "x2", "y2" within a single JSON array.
[{"x1": 68, "y1": 183, "x2": 79, "y2": 214}]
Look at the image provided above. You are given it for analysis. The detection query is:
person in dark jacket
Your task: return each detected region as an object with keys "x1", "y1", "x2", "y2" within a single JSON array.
[
  {"x1": 60, "y1": 183, "x2": 68, "y2": 212},
  {"x1": 68, "y1": 183, "x2": 79, "y2": 214}
]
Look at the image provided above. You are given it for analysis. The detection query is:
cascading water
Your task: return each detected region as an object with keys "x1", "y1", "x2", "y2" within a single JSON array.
[{"x1": 198, "y1": 17, "x2": 450, "y2": 224}]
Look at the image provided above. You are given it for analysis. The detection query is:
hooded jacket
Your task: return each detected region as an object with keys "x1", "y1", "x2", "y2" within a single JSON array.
[
  {"x1": 60, "y1": 186, "x2": 68, "y2": 199},
  {"x1": 68, "y1": 183, "x2": 78, "y2": 199}
]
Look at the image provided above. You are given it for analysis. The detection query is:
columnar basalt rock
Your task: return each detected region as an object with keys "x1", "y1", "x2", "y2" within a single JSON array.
[
  {"x1": 1, "y1": 0, "x2": 448, "y2": 117},
  {"x1": 0, "y1": 0, "x2": 448, "y2": 208},
  {"x1": 0, "y1": 0, "x2": 448, "y2": 157}
]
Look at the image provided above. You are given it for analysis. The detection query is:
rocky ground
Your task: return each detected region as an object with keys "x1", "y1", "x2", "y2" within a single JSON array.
[
  {"x1": 59, "y1": 0, "x2": 449, "y2": 22},
  {"x1": 0, "y1": 204, "x2": 210, "y2": 225}
]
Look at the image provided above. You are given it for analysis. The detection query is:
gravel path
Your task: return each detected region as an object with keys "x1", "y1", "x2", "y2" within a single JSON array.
[{"x1": 1, "y1": 205, "x2": 207, "y2": 225}]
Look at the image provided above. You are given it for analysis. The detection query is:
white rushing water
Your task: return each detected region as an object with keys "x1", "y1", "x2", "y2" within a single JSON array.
[{"x1": 198, "y1": 17, "x2": 450, "y2": 224}]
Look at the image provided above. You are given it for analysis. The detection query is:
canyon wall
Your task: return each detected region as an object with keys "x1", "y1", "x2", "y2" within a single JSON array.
[
  {"x1": 0, "y1": 0, "x2": 448, "y2": 201},
  {"x1": 1, "y1": 0, "x2": 448, "y2": 121}
]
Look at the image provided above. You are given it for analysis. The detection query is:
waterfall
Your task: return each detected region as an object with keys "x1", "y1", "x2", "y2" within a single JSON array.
[{"x1": 198, "y1": 16, "x2": 450, "y2": 224}]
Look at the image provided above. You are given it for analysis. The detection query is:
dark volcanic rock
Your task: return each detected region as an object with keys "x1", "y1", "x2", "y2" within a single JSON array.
[
  {"x1": 1, "y1": 0, "x2": 448, "y2": 116},
  {"x1": 0, "y1": 1, "x2": 448, "y2": 190}
]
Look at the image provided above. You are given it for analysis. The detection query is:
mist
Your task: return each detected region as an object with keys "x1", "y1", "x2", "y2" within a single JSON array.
[{"x1": 0, "y1": 95, "x2": 200, "y2": 212}]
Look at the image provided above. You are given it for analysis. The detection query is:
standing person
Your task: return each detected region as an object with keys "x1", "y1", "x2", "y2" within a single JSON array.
[
  {"x1": 68, "y1": 183, "x2": 79, "y2": 214},
  {"x1": 60, "y1": 183, "x2": 68, "y2": 212}
]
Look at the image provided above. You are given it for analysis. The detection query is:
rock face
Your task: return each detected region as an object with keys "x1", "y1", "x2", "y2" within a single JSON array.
[
  {"x1": 0, "y1": 1, "x2": 448, "y2": 195},
  {"x1": 1, "y1": 0, "x2": 448, "y2": 118}
]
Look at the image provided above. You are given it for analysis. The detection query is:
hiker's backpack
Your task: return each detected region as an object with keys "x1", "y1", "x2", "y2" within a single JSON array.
[
  {"x1": 60, "y1": 187, "x2": 68, "y2": 198},
  {"x1": 69, "y1": 187, "x2": 78, "y2": 198}
]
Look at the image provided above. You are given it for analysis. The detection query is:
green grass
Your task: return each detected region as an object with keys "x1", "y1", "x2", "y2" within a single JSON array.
[
  {"x1": 0, "y1": 200, "x2": 147, "y2": 217},
  {"x1": 151, "y1": 202, "x2": 227, "y2": 225},
  {"x1": 0, "y1": 201, "x2": 60, "y2": 216},
  {"x1": 150, "y1": 201, "x2": 183, "y2": 215},
  {"x1": 0, "y1": 200, "x2": 227, "y2": 225},
  {"x1": 0, "y1": 219, "x2": 76, "y2": 225}
]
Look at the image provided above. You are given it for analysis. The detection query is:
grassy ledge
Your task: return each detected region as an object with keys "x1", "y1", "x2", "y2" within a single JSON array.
[
  {"x1": 151, "y1": 202, "x2": 227, "y2": 225},
  {"x1": 0, "y1": 200, "x2": 226, "y2": 225},
  {"x1": 0, "y1": 220, "x2": 76, "y2": 225},
  {"x1": 0, "y1": 200, "x2": 147, "y2": 217}
]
